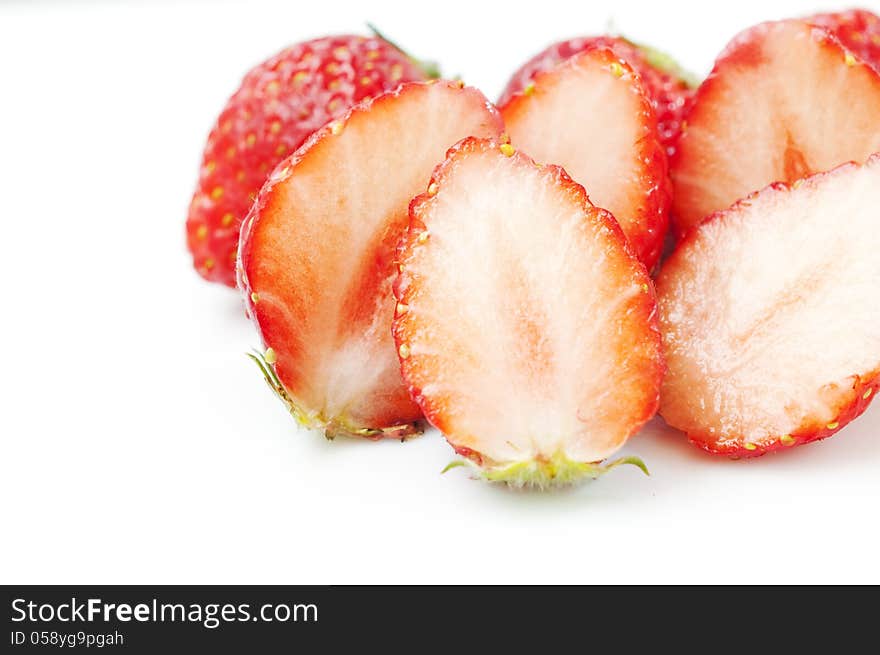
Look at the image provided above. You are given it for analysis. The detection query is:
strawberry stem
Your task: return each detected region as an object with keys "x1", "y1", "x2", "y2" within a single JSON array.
[
  {"x1": 248, "y1": 349, "x2": 424, "y2": 440},
  {"x1": 367, "y1": 22, "x2": 441, "y2": 79},
  {"x1": 444, "y1": 453, "x2": 650, "y2": 489},
  {"x1": 601, "y1": 455, "x2": 650, "y2": 477},
  {"x1": 441, "y1": 460, "x2": 468, "y2": 474},
  {"x1": 247, "y1": 349, "x2": 310, "y2": 426}
]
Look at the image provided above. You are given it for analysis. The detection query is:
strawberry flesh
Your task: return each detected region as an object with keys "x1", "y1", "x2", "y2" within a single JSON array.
[
  {"x1": 500, "y1": 48, "x2": 671, "y2": 269},
  {"x1": 658, "y1": 155, "x2": 880, "y2": 457},
  {"x1": 238, "y1": 82, "x2": 503, "y2": 437}
]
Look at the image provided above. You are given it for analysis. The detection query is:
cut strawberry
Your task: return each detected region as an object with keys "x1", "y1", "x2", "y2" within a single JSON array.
[
  {"x1": 393, "y1": 138, "x2": 664, "y2": 487},
  {"x1": 658, "y1": 155, "x2": 880, "y2": 457},
  {"x1": 500, "y1": 48, "x2": 670, "y2": 269},
  {"x1": 671, "y1": 19, "x2": 880, "y2": 234},
  {"x1": 238, "y1": 82, "x2": 503, "y2": 438}
]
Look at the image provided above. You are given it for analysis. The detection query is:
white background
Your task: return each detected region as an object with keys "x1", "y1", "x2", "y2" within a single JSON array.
[{"x1": 2, "y1": 0, "x2": 878, "y2": 584}]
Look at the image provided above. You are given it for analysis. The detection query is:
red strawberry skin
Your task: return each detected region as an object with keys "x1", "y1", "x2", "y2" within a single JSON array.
[
  {"x1": 498, "y1": 36, "x2": 696, "y2": 157},
  {"x1": 808, "y1": 8, "x2": 880, "y2": 71},
  {"x1": 689, "y1": 370, "x2": 880, "y2": 459},
  {"x1": 186, "y1": 35, "x2": 427, "y2": 286}
]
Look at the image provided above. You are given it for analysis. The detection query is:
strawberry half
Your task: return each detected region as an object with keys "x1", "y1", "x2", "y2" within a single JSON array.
[
  {"x1": 671, "y1": 19, "x2": 880, "y2": 234},
  {"x1": 658, "y1": 155, "x2": 880, "y2": 458},
  {"x1": 808, "y1": 8, "x2": 880, "y2": 71},
  {"x1": 500, "y1": 48, "x2": 671, "y2": 269},
  {"x1": 238, "y1": 82, "x2": 503, "y2": 439},
  {"x1": 498, "y1": 35, "x2": 698, "y2": 158},
  {"x1": 393, "y1": 138, "x2": 664, "y2": 487},
  {"x1": 187, "y1": 34, "x2": 434, "y2": 286}
]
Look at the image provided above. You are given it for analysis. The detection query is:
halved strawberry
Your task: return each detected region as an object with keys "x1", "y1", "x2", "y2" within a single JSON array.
[
  {"x1": 658, "y1": 155, "x2": 880, "y2": 458},
  {"x1": 500, "y1": 48, "x2": 670, "y2": 269},
  {"x1": 671, "y1": 19, "x2": 880, "y2": 234},
  {"x1": 238, "y1": 82, "x2": 503, "y2": 438},
  {"x1": 393, "y1": 138, "x2": 664, "y2": 487}
]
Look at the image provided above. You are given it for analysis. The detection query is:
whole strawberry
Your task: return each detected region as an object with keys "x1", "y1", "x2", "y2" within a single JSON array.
[
  {"x1": 186, "y1": 33, "x2": 436, "y2": 286},
  {"x1": 808, "y1": 8, "x2": 880, "y2": 71},
  {"x1": 498, "y1": 36, "x2": 698, "y2": 157}
]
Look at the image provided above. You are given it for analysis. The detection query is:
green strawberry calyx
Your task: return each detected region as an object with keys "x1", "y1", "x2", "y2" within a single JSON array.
[{"x1": 367, "y1": 22, "x2": 442, "y2": 80}]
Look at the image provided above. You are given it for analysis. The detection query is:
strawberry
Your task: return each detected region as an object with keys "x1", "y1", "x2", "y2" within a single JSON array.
[
  {"x1": 498, "y1": 35, "x2": 698, "y2": 159},
  {"x1": 658, "y1": 155, "x2": 880, "y2": 458},
  {"x1": 238, "y1": 82, "x2": 503, "y2": 439},
  {"x1": 671, "y1": 19, "x2": 880, "y2": 234},
  {"x1": 808, "y1": 8, "x2": 880, "y2": 71},
  {"x1": 186, "y1": 33, "x2": 436, "y2": 286},
  {"x1": 392, "y1": 138, "x2": 664, "y2": 487},
  {"x1": 500, "y1": 47, "x2": 671, "y2": 269}
]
